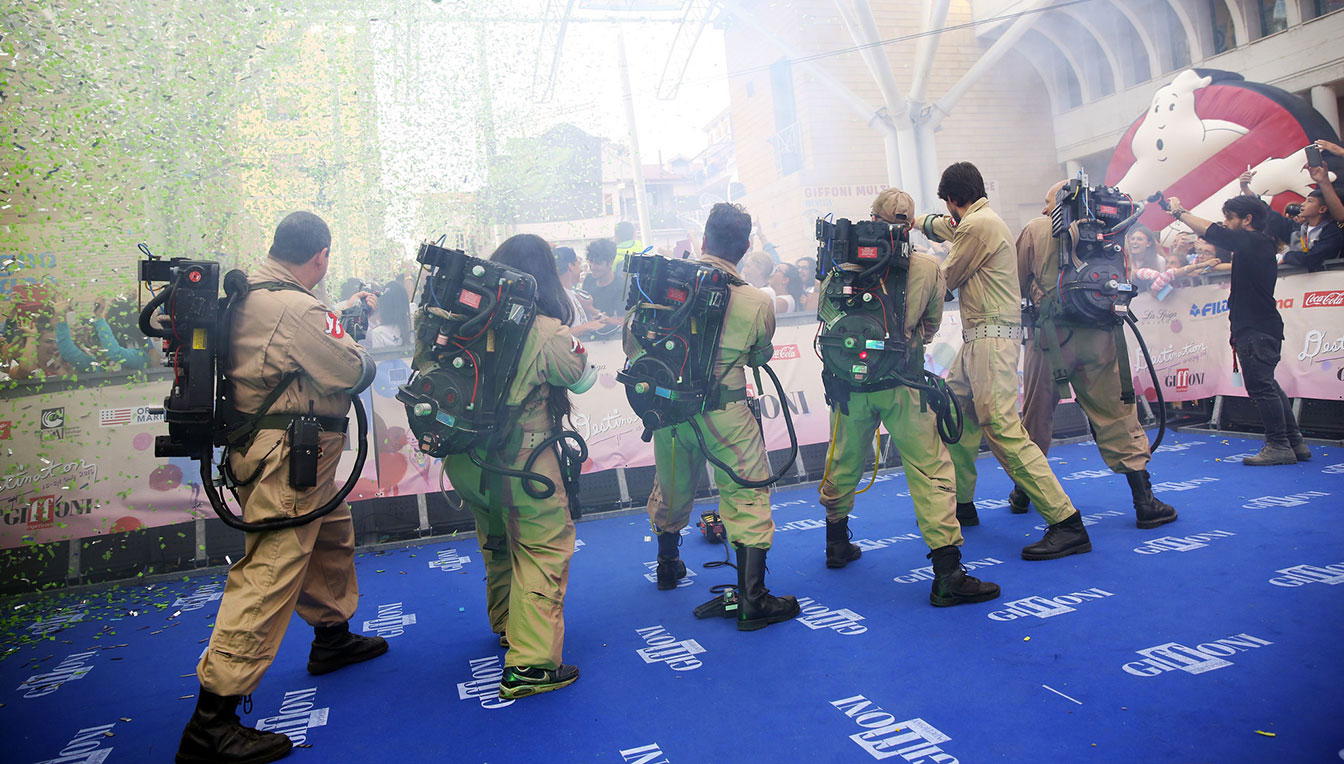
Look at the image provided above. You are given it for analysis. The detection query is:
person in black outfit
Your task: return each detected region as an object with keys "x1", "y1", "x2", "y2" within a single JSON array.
[{"x1": 1166, "y1": 195, "x2": 1310, "y2": 466}]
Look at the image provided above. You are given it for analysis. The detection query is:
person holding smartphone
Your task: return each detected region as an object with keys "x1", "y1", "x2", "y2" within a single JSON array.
[{"x1": 1165, "y1": 194, "x2": 1310, "y2": 466}]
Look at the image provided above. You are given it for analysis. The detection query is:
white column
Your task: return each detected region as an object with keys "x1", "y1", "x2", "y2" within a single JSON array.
[{"x1": 1312, "y1": 84, "x2": 1340, "y2": 137}]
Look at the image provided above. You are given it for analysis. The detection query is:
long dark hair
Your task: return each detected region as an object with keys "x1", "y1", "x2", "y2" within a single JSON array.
[
  {"x1": 490, "y1": 234, "x2": 574, "y2": 424},
  {"x1": 776, "y1": 262, "x2": 805, "y2": 305}
]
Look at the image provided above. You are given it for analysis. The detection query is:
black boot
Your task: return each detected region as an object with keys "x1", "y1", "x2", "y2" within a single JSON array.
[
  {"x1": 955, "y1": 502, "x2": 979, "y2": 527},
  {"x1": 1126, "y1": 470, "x2": 1178, "y2": 529},
  {"x1": 175, "y1": 687, "x2": 293, "y2": 764},
  {"x1": 655, "y1": 531, "x2": 687, "y2": 590},
  {"x1": 825, "y1": 516, "x2": 862, "y2": 569},
  {"x1": 1021, "y1": 511, "x2": 1092, "y2": 561},
  {"x1": 736, "y1": 545, "x2": 800, "y2": 631},
  {"x1": 927, "y1": 545, "x2": 1000, "y2": 607},
  {"x1": 307, "y1": 621, "x2": 388, "y2": 676},
  {"x1": 1008, "y1": 484, "x2": 1031, "y2": 515}
]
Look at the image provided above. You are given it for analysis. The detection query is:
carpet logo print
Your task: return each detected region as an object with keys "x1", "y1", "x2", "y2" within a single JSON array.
[
  {"x1": 429, "y1": 548, "x2": 472, "y2": 572},
  {"x1": 853, "y1": 532, "x2": 921, "y2": 553},
  {"x1": 1320, "y1": 463, "x2": 1344, "y2": 475},
  {"x1": 795, "y1": 597, "x2": 868, "y2": 635},
  {"x1": 1152, "y1": 441, "x2": 1206, "y2": 454},
  {"x1": 172, "y1": 582, "x2": 223, "y2": 612},
  {"x1": 776, "y1": 518, "x2": 829, "y2": 533},
  {"x1": 1151, "y1": 476, "x2": 1218, "y2": 492},
  {"x1": 1122, "y1": 634, "x2": 1272, "y2": 677},
  {"x1": 33, "y1": 721, "x2": 118, "y2": 764},
  {"x1": 1061, "y1": 469, "x2": 1113, "y2": 481},
  {"x1": 1034, "y1": 510, "x2": 1125, "y2": 531},
  {"x1": 635, "y1": 626, "x2": 705, "y2": 672},
  {"x1": 361, "y1": 602, "x2": 416, "y2": 638},
  {"x1": 456, "y1": 656, "x2": 515, "y2": 709},
  {"x1": 1243, "y1": 491, "x2": 1330, "y2": 509},
  {"x1": 255, "y1": 687, "x2": 328, "y2": 744},
  {"x1": 894, "y1": 557, "x2": 1003, "y2": 584},
  {"x1": 28, "y1": 606, "x2": 87, "y2": 635},
  {"x1": 830, "y1": 695, "x2": 955, "y2": 762},
  {"x1": 1268, "y1": 562, "x2": 1344, "y2": 588},
  {"x1": 987, "y1": 588, "x2": 1115, "y2": 622},
  {"x1": 18, "y1": 650, "x2": 97, "y2": 698},
  {"x1": 619, "y1": 743, "x2": 670, "y2": 763},
  {"x1": 1133, "y1": 530, "x2": 1234, "y2": 555},
  {"x1": 642, "y1": 560, "x2": 696, "y2": 588}
]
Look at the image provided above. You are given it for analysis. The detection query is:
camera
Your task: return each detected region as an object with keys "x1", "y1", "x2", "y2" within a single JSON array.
[
  {"x1": 339, "y1": 291, "x2": 372, "y2": 342},
  {"x1": 1285, "y1": 202, "x2": 1303, "y2": 218},
  {"x1": 397, "y1": 243, "x2": 538, "y2": 457}
]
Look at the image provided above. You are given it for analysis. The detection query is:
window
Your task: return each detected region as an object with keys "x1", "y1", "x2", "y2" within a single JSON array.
[
  {"x1": 1210, "y1": 0, "x2": 1235, "y2": 53},
  {"x1": 1258, "y1": 0, "x2": 1288, "y2": 36},
  {"x1": 1313, "y1": 0, "x2": 1344, "y2": 17}
]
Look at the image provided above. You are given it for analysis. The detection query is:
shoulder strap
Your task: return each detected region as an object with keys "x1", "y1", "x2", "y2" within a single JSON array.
[{"x1": 248, "y1": 280, "x2": 311, "y2": 295}]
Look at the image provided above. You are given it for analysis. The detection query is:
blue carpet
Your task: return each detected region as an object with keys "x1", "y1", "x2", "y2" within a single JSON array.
[{"x1": 3, "y1": 432, "x2": 1342, "y2": 763}]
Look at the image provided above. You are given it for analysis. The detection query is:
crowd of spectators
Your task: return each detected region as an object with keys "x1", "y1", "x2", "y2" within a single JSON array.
[{"x1": 1, "y1": 284, "x2": 156, "y2": 384}]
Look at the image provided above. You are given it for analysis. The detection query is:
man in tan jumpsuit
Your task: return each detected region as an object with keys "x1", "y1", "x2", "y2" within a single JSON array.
[
  {"x1": 914, "y1": 162, "x2": 1091, "y2": 560},
  {"x1": 633, "y1": 202, "x2": 799, "y2": 631},
  {"x1": 177, "y1": 211, "x2": 384, "y2": 764},
  {"x1": 1014, "y1": 182, "x2": 1178, "y2": 529},
  {"x1": 442, "y1": 253, "x2": 591, "y2": 697},
  {"x1": 818, "y1": 189, "x2": 1000, "y2": 607}
]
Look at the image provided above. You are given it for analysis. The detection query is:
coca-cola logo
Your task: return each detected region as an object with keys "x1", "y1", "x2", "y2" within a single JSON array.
[
  {"x1": 772, "y1": 344, "x2": 801, "y2": 361},
  {"x1": 1303, "y1": 291, "x2": 1344, "y2": 308}
]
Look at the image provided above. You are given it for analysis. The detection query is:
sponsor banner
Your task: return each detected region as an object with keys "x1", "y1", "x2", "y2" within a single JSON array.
[
  {"x1": 1128, "y1": 269, "x2": 1344, "y2": 402},
  {"x1": 9, "y1": 270, "x2": 1335, "y2": 549},
  {"x1": 0, "y1": 316, "x2": 966, "y2": 549}
]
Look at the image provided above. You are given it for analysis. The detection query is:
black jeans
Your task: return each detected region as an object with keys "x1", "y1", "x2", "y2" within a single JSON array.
[{"x1": 1234, "y1": 329, "x2": 1301, "y2": 447}]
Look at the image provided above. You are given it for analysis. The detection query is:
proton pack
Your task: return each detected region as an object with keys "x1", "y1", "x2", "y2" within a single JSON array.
[
  {"x1": 397, "y1": 242, "x2": 538, "y2": 458},
  {"x1": 813, "y1": 217, "x2": 962, "y2": 444},
  {"x1": 1050, "y1": 176, "x2": 1142, "y2": 324},
  {"x1": 136, "y1": 246, "x2": 370, "y2": 532},
  {"x1": 138, "y1": 255, "x2": 220, "y2": 460},
  {"x1": 617, "y1": 254, "x2": 733, "y2": 439},
  {"x1": 617, "y1": 253, "x2": 798, "y2": 489},
  {"x1": 814, "y1": 217, "x2": 911, "y2": 393}
]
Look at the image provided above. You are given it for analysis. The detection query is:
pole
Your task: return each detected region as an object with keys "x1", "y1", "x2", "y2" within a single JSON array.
[{"x1": 618, "y1": 28, "x2": 653, "y2": 247}]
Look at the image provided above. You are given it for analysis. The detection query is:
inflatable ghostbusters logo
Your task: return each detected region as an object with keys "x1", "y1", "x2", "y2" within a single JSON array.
[{"x1": 1107, "y1": 68, "x2": 1339, "y2": 241}]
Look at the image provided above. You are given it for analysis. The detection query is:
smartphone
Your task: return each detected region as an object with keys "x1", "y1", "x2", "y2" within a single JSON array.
[{"x1": 1306, "y1": 144, "x2": 1324, "y2": 167}]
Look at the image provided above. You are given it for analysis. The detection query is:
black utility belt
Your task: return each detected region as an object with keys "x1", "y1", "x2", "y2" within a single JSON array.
[
  {"x1": 252, "y1": 413, "x2": 350, "y2": 433},
  {"x1": 712, "y1": 386, "x2": 748, "y2": 409}
]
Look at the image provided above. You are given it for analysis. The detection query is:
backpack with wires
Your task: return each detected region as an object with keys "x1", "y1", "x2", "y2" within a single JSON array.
[
  {"x1": 814, "y1": 217, "x2": 911, "y2": 396},
  {"x1": 1049, "y1": 178, "x2": 1141, "y2": 325},
  {"x1": 397, "y1": 242, "x2": 539, "y2": 457},
  {"x1": 617, "y1": 254, "x2": 734, "y2": 440},
  {"x1": 813, "y1": 216, "x2": 962, "y2": 444}
]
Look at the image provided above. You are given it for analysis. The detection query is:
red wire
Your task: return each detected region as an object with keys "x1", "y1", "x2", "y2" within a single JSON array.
[
  {"x1": 457, "y1": 284, "x2": 503, "y2": 343},
  {"x1": 454, "y1": 343, "x2": 480, "y2": 404},
  {"x1": 671, "y1": 334, "x2": 691, "y2": 379}
]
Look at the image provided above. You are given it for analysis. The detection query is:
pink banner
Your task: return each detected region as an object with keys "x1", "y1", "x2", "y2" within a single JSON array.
[
  {"x1": 1128, "y1": 270, "x2": 1344, "y2": 402},
  {"x1": 15, "y1": 268, "x2": 1335, "y2": 550}
]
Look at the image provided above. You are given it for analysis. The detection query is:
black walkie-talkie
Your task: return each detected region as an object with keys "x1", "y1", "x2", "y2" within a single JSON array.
[{"x1": 289, "y1": 403, "x2": 321, "y2": 489}]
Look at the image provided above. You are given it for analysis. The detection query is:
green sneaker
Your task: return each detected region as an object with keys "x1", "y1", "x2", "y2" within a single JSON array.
[{"x1": 498, "y1": 664, "x2": 580, "y2": 699}]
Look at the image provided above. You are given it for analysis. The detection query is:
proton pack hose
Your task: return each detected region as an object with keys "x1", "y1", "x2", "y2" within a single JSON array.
[
  {"x1": 201, "y1": 394, "x2": 370, "y2": 532},
  {"x1": 687, "y1": 363, "x2": 798, "y2": 489},
  {"x1": 1124, "y1": 311, "x2": 1166, "y2": 453}
]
